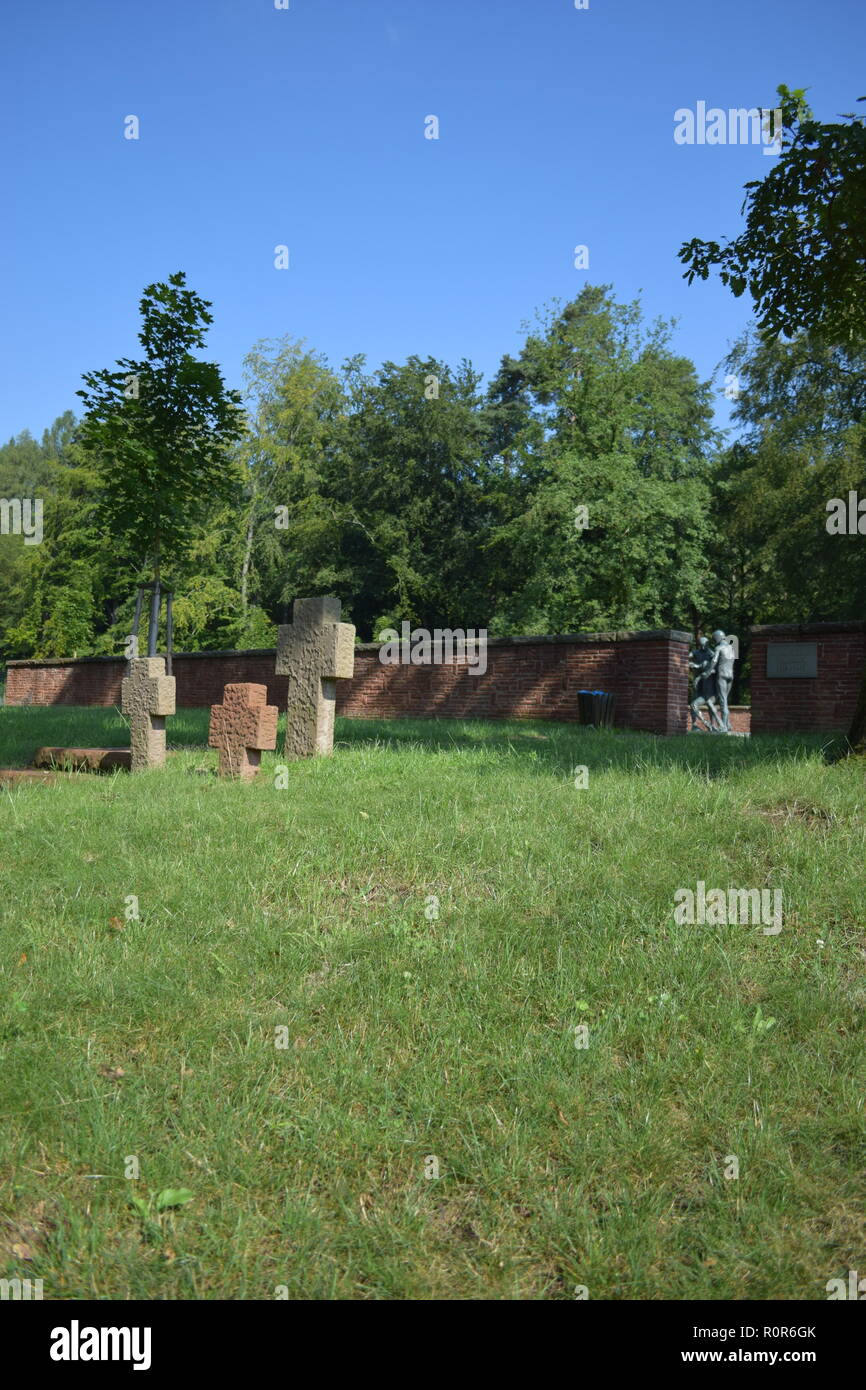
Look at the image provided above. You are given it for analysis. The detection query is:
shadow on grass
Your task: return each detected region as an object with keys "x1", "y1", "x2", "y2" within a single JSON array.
[
  {"x1": 0, "y1": 705, "x2": 212, "y2": 768},
  {"x1": 334, "y1": 715, "x2": 846, "y2": 777},
  {"x1": 0, "y1": 704, "x2": 846, "y2": 776}
]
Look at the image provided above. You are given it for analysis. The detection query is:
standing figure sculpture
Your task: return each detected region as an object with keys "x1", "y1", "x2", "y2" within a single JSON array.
[
  {"x1": 688, "y1": 635, "x2": 723, "y2": 732},
  {"x1": 710, "y1": 630, "x2": 737, "y2": 734}
]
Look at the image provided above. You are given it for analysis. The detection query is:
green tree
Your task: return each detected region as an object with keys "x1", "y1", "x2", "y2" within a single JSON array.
[
  {"x1": 324, "y1": 355, "x2": 500, "y2": 636},
  {"x1": 679, "y1": 87, "x2": 866, "y2": 345},
  {"x1": 5, "y1": 448, "x2": 105, "y2": 659},
  {"x1": 0, "y1": 415, "x2": 108, "y2": 661},
  {"x1": 0, "y1": 430, "x2": 51, "y2": 658},
  {"x1": 76, "y1": 272, "x2": 246, "y2": 651},
  {"x1": 702, "y1": 333, "x2": 866, "y2": 700},
  {"x1": 237, "y1": 338, "x2": 345, "y2": 634},
  {"x1": 485, "y1": 286, "x2": 716, "y2": 635},
  {"x1": 679, "y1": 85, "x2": 866, "y2": 747}
]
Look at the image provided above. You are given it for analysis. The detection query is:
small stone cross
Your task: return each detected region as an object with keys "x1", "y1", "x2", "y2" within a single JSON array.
[
  {"x1": 208, "y1": 683, "x2": 278, "y2": 781},
  {"x1": 275, "y1": 596, "x2": 355, "y2": 758},
  {"x1": 121, "y1": 656, "x2": 175, "y2": 771}
]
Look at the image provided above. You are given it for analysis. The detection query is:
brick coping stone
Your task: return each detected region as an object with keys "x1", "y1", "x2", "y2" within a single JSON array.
[{"x1": 4, "y1": 628, "x2": 693, "y2": 669}]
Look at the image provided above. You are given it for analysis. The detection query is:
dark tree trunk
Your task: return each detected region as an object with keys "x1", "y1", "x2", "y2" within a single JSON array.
[
  {"x1": 731, "y1": 634, "x2": 749, "y2": 706},
  {"x1": 847, "y1": 667, "x2": 866, "y2": 752},
  {"x1": 147, "y1": 580, "x2": 161, "y2": 657}
]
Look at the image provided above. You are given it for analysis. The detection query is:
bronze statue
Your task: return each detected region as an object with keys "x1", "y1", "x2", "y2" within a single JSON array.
[
  {"x1": 688, "y1": 635, "x2": 723, "y2": 732},
  {"x1": 710, "y1": 630, "x2": 737, "y2": 734}
]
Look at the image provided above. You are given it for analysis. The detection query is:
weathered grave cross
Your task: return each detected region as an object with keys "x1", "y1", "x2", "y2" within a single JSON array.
[
  {"x1": 208, "y1": 683, "x2": 278, "y2": 781},
  {"x1": 121, "y1": 657, "x2": 175, "y2": 772},
  {"x1": 275, "y1": 597, "x2": 355, "y2": 758}
]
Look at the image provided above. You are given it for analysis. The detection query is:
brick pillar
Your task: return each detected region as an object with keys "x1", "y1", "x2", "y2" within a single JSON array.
[{"x1": 615, "y1": 631, "x2": 690, "y2": 734}]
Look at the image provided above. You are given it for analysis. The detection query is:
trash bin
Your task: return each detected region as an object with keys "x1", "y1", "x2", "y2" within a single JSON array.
[
  {"x1": 594, "y1": 690, "x2": 616, "y2": 728},
  {"x1": 578, "y1": 690, "x2": 595, "y2": 725},
  {"x1": 578, "y1": 689, "x2": 616, "y2": 728}
]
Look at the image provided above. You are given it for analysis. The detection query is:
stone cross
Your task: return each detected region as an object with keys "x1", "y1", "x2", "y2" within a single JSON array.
[
  {"x1": 208, "y1": 683, "x2": 278, "y2": 781},
  {"x1": 275, "y1": 597, "x2": 355, "y2": 758},
  {"x1": 121, "y1": 657, "x2": 175, "y2": 771}
]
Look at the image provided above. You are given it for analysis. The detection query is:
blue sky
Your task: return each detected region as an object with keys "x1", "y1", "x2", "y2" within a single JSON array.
[{"x1": 1, "y1": 0, "x2": 862, "y2": 441}]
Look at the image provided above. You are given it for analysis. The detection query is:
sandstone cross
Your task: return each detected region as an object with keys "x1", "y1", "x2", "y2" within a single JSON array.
[
  {"x1": 275, "y1": 597, "x2": 355, "y2": 758},
  {"x1": 121, "y1": 657, "x2": 175, "y2": 771},
  {"x1": 208, "y1": 683, "x2": 278, "y2": 781}
]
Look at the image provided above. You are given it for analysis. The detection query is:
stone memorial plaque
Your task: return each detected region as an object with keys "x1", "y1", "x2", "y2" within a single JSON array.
[{"x1": 766, "y1": 642, "x2": 817, "y2": 678}]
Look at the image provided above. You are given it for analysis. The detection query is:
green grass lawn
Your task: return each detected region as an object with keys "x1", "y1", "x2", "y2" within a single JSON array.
[{"x1": 0, "y1": 705, "x2": 863, "y2": 1300}]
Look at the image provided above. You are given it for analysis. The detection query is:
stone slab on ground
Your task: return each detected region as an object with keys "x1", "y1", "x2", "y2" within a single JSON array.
[
  {"x1": 33, "y1": 747, "x2": 132, "y2": 772},
  {"x1": 0, "y1": 768, "x2": 58, "y2": 786}
]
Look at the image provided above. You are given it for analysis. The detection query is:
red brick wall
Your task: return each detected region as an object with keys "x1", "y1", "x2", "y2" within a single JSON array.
[
  {"x1": 750, "y1": 622, "x2": 865, "y2": 734},
  {"x1": 4, "y1": 630, "x2": 693, "y2": 735},
  {"x1": 616, "y1": 634, "x2": 690, "y2": 735}
]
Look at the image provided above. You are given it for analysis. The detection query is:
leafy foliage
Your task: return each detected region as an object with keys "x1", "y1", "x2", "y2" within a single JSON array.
[
  {"x1": 76, "y1": 272, "x2": 246, "y2": 585},
  {"x1": 679, "y1": 86, "x2": 866, "y2": 346},
  {"x1": 483, "y1": 287, "x2": 716, "y2": 634},
  {"x1": 679, "y1": 83, "x2": 866, "y2": 742},
  {"x1": 1, "y1": 272, "x2": 861, "y2": 697}
]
